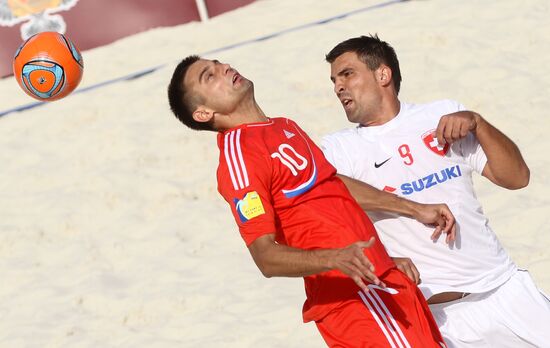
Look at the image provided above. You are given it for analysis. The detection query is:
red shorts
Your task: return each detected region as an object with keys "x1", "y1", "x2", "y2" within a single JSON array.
[{"x1": 315, "y1": 268, "x2": 446, "y2": 347}]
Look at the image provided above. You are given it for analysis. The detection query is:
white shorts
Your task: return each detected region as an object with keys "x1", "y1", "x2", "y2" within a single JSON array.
[{"x1": 429, "y1": 269, "x2": 550, "y2": 348}]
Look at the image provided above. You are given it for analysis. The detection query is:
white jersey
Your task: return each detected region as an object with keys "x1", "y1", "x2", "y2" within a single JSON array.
[{"x1": 321, "y1": 100, "x2": 516, "y2": 298}]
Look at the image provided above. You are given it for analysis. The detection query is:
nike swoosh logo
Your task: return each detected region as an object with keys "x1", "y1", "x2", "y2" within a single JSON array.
[{"x1": 374, "y1": 157, "x2": 391, "y2": 168}]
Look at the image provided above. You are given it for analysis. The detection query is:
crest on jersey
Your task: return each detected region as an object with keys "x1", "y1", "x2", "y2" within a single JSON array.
[
  {"x1": 422, "y1": 130, "x2": 449, "y2": 156},
  {"x1": 234, "y1": 191, "x2": 265, "y2": 223}
]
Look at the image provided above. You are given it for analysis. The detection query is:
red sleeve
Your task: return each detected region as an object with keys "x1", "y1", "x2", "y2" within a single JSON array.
[{"x1": 216, "y1": 129, "x2": 276, "y2": 246}]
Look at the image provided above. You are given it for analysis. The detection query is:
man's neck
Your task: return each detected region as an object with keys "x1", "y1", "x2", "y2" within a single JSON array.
[
  {"x1": 218, "y1": 100, "x2": 268, "y2": 130},
  {"x1": 361, "y1": 97, "x2": 400, "y2": 127}
]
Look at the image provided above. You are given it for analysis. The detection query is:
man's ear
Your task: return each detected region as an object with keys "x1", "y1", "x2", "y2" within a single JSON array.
[
  {"x1": 377, "y1": 65, "x2": 393, "y2": 88},
  {"x1": 192, "y1": 106, "x2": 215, "y2": 123}
]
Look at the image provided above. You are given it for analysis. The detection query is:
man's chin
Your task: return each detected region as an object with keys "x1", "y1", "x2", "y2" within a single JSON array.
[{"x1": 345, "y1": 112, "x2": 359, "y2": 124}]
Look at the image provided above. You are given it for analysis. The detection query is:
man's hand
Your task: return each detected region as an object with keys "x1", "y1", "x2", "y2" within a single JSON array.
[
  {"x1": 411, "y1": 202, "x2": 456, "y2": 244},
  {"x1": 392, "y1": 257, "x2": 420, "y2": 284},
  {"x1": 330, "y1": 237, "x2": 385, "y2": 292},
  {"x1": 436, "y1": 111, "x2": 480, "y2": 145},
  {"x1": 247, "y1": 234, "x2": 384, "y2": 293}
]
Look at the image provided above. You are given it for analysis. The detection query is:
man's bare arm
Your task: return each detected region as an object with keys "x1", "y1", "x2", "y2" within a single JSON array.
[
  {"x1": 337, "y1": 174, "x2": 456, "y2": 243},
  {"x1": 436, "y1": 111, "x2": 529, "y2": 189},
  {"x1": 248, "y1": 234, "x2": 384, "y2": 292}
]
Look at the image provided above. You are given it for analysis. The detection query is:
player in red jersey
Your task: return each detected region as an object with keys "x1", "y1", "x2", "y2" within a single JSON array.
[{"x1": 167, "y1": 55, "x2": 449, "y2": 347}]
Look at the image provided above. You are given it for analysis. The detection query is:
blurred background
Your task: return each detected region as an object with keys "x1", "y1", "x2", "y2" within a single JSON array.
[{"x1": 0, "y1": 0, "x2": 255, "y2": 77}]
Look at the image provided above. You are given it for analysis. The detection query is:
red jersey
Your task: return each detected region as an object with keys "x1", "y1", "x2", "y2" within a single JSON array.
[{"x1": 216, "y1": 117, "x2": 394, "y2": 322}]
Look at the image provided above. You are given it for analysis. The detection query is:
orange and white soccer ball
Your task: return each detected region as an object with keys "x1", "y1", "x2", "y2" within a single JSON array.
[{"x1": 13, "y1": 31, "x2": 84, "y2": 101}]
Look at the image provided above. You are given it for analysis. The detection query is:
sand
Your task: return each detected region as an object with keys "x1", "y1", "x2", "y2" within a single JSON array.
[{"x1": 0, "y1": 0, "x2": 549, "y2": 346}]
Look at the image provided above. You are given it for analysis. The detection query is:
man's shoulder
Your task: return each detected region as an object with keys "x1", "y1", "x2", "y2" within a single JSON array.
[
  {"x1": 323, "y1": 127, "x2": 359, "y2": 141},
  {"x1": 218, "y1": 125, "x2": 270, "y2": 162},
  {"x1": 320, "y1": 127, "x2": 360, "y2": 155},
  {"x1": 401, "y1": 99, "x2": 465, "y2": 126},
  {"x1": 406, "y1": 99, "x2": 464, "y2": 114}
]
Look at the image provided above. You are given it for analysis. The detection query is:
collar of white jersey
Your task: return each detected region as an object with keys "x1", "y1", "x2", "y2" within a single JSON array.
[{"x1": 356, "y1": 101, "x2": 410, "y2": 136}]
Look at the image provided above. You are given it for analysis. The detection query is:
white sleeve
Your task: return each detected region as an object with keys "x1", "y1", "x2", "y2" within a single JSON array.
[
  {"x1": 450, "y1": 99, "x2": 466, "y2": 113},
  {"x1": 320, "y1": 134, "x2": 355, "y2": 177},
  {"x1": 460, "y1": 133, "x2": 488, "y2": 174},
  {"x1": 451, "y1": 100, "x2": 488, "y2": 174}
]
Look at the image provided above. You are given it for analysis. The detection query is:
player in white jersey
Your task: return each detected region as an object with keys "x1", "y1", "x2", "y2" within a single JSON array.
[{"x1": 321, "y1": 34, "x2": 550, "y2": 347}]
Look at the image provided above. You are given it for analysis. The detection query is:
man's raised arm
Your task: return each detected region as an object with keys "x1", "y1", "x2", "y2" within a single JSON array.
[{"x1": 337, "y1": 174, "x2": 456, "y2": 243}]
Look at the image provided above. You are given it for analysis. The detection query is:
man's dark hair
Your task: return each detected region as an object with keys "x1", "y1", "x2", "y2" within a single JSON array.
[
  {"x1": 326, "y1": 34, "x2": 402, "y2": 94},
  {"x1": 167, "y1": 55, "x2": 215, "y2": 131}
]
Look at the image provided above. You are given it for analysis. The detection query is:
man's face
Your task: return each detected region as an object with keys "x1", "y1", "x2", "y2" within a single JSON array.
[
  {"x1": 184, "y1": 59, "x2": 252, "y2": 115},
  {"x1": 330, "y1": 52, "x2": 382, "y2": 124}
]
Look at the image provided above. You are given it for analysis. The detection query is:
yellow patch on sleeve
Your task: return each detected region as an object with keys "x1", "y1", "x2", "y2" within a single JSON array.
[{"x1": 235, "y1": 191, "x2": 265, "y2": 222}]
